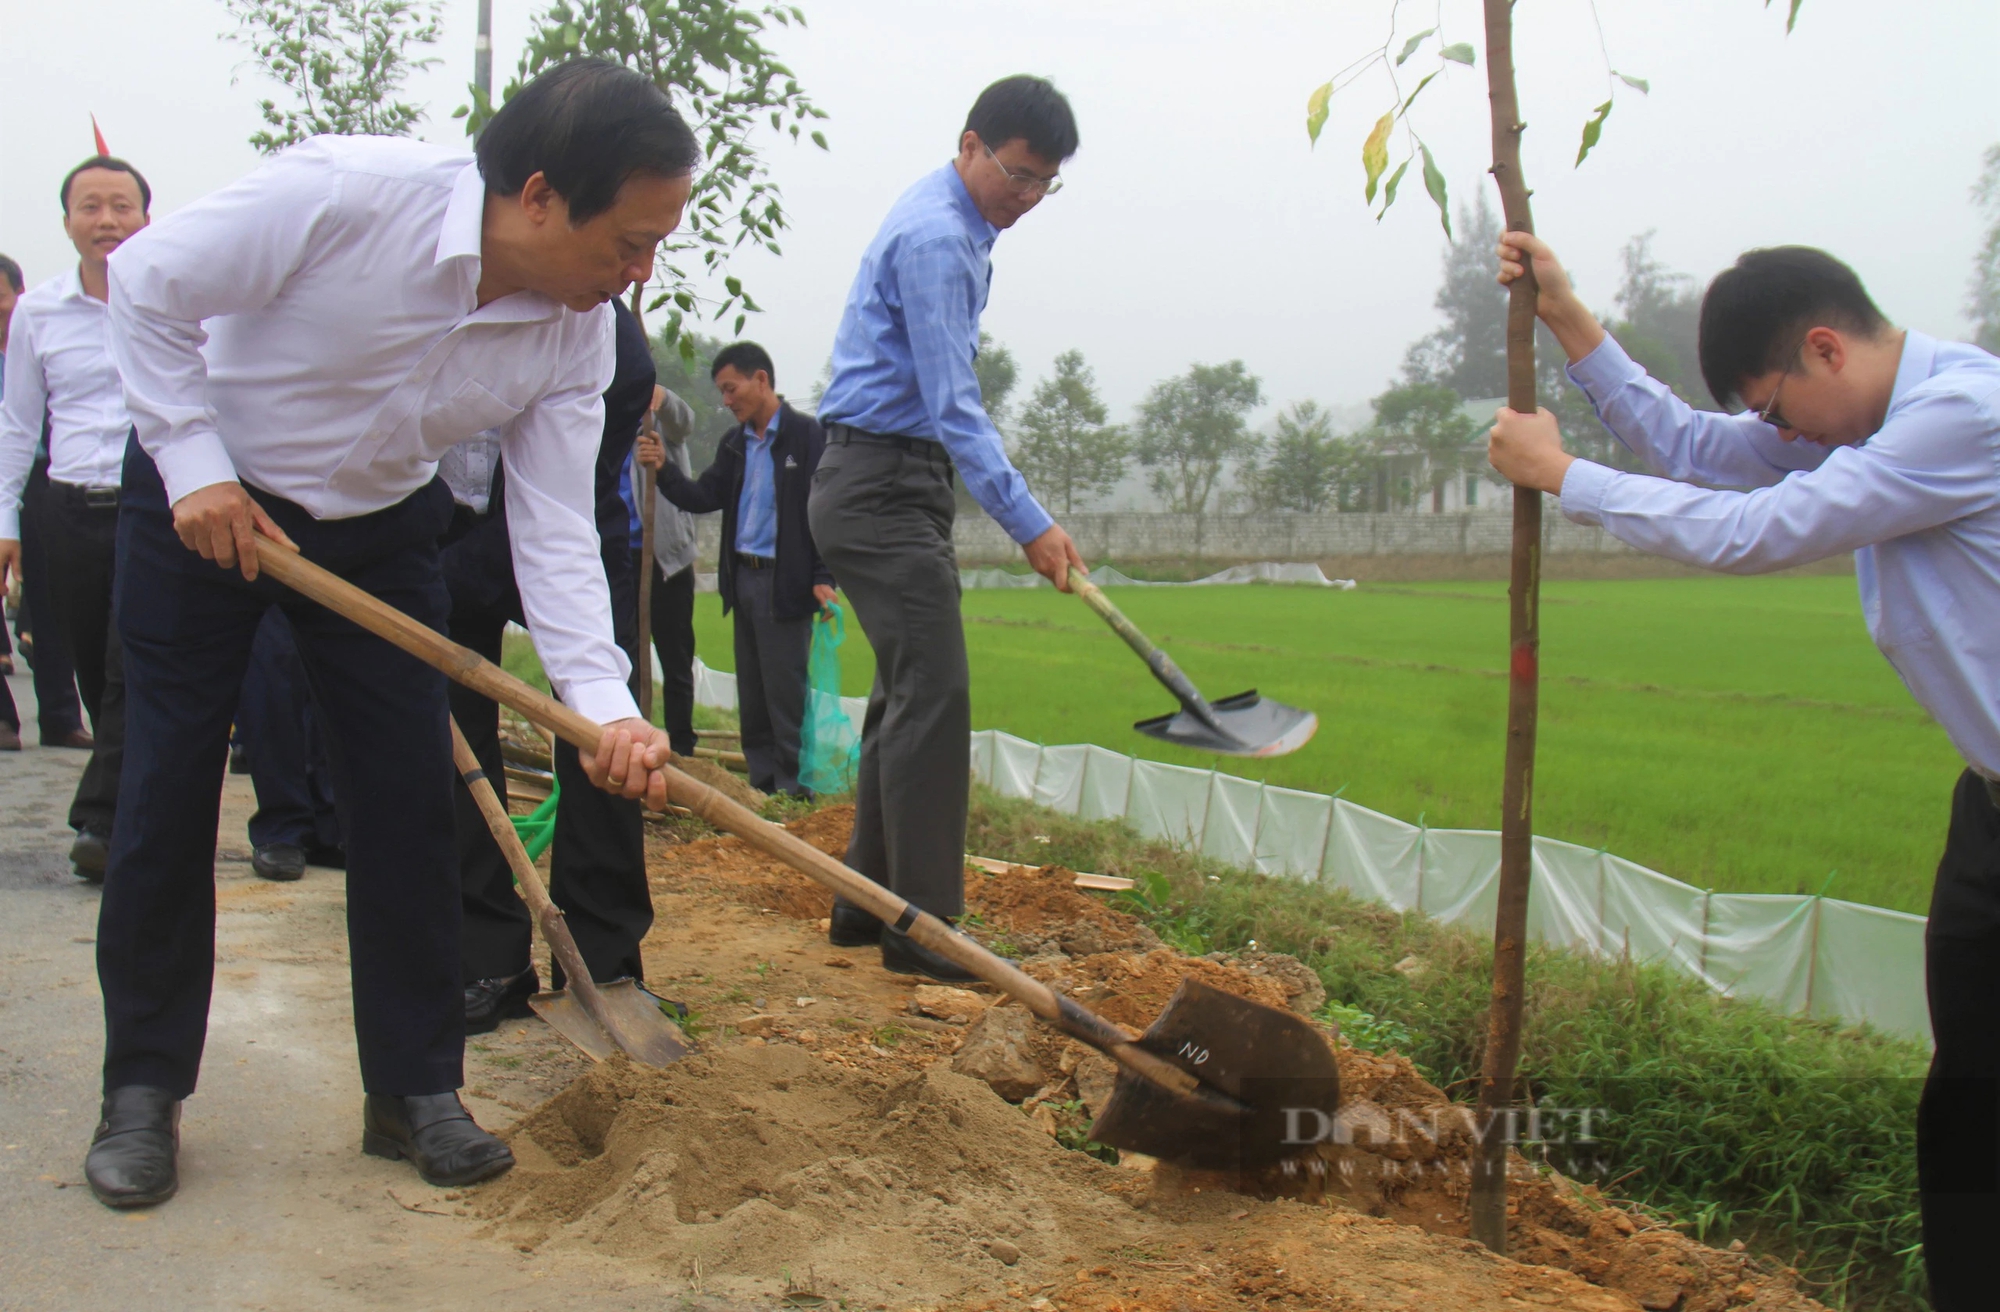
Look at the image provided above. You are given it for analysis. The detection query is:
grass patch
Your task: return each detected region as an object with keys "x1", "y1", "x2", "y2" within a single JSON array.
[
  {"x1": 966, "y1": 785, "x2": 1930, "y2": 1311},
  {"x1": 526, "y1": 572, "x2": 1957, "y2": 911}
]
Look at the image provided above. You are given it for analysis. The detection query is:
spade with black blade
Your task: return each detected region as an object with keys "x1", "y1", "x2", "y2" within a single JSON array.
[
  {"x1": 253, "y1": 537, "x2": 1339, "y2": 1170},
  {"x1": 1067, "y1": 566, "x2": 1317, "y2": 759}
]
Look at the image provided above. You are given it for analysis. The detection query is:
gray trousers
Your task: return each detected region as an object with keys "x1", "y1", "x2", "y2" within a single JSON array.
[
  {"x1": 806, "y1": 436, "x2": 967, "y2": 916},
  {"x1": 732, "y1": 562, "x2": 812, "y2": 797}
]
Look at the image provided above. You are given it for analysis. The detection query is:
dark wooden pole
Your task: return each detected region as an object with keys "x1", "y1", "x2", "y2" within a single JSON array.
[{"x1": 1469, "y1": 0, "x2": 1542, "y2": 1255}]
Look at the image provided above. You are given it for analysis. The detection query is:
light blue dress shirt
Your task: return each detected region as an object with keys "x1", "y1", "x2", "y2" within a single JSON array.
[
  {"x1": 735, "y1": 410, "x2": 780, "y2": 559},
  {"x1": 1559, "y1": 330, "x2": 2000, "y2": 777},
  {"x1": 818, "y1": 164, "x2": 1053, "y2": 545}
]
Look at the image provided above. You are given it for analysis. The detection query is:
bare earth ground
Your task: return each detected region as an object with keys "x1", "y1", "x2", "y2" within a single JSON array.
[{"x1": 0, "y1": 667, "x2": 1825, "y2": 1311}]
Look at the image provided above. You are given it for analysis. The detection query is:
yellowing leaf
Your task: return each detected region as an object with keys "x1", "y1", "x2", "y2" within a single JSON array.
[
  {"x1": 1362, "y1": 110, "x2": 1394, "y2": 203},
  {"x1": 1306, "y1": 81, "x2": 1333, "y2": 145},
  {"x1": 1575, "y1": 99, "x2": 1613, "y2": 167}
]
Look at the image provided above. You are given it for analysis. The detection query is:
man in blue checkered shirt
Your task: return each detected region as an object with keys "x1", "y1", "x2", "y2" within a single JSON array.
[{"x1": 811, "y1": 75, "x2": 1085, "y2": 981}]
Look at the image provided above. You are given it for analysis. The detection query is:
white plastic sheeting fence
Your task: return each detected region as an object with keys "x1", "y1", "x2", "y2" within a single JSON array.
[
  {"x1": 959, "y1": 561, "x2": 1358, "y2": 590},
  {"x1": 969, "y1": 729, "x2": 1932, "y2": 1044},
  {"x1": 689, "y1": 657, "x2": 869, "y2": 738}
]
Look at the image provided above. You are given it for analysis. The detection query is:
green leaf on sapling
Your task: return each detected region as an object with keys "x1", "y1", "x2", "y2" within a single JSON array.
[
  {"x1": 1575, "y1": 99, "x2": 1613, "y2": 167},
  {"x1": 1378, "y1": 158, "x2": 1410, "y2": 218},
  {"x1": 1420, "y1": 143, "x2": 1451, "y2": 239}
]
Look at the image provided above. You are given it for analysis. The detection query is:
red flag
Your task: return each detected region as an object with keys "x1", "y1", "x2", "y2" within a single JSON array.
[{"x1": 91, "y1": 114, "x2": 110, "y2": 157}]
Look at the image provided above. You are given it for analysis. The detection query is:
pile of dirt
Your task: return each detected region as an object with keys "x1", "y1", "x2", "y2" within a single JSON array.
[{"x1": 482, "y1": 804, "x2": 1826, "y2": 1312}]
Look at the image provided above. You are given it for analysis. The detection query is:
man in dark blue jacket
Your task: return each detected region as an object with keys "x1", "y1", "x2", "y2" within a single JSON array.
[
  {"x1": 642, "y1": 341, "x2": 833, "y2": 797},
  {"x1": 440, "y1": 297, "x2": 659, "y2": 1031}
]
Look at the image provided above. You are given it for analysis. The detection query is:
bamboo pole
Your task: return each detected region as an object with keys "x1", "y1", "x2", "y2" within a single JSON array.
[{"x1": 1469, "y1": 0, "x2": 1543, "y2": 1255}]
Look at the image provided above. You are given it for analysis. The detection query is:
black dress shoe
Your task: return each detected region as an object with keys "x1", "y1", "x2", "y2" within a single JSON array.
[
  {"x1": 302, "y1": 842, "x2": 347, "y2": 870},
  {"x1": 828, "y1": 896, "x2": 884, "y2": 947},
  {"x1": 464, "y1": 967, "x2": 539, "y2": 1034},
  {"x1": 880, "y1": 922, "x2": 982, "y2": 983},
  {"x1": 85, "y1": 1086, "x2": 180, "y2": 1209},
  {"x1": 70, "y1": 830, "x2": 109, "y2": 883},
  {"x1": 251, "y1": 842, "x2": 306, "y2": 882},
  {"x1": 363, "y1": 1092, "x2": 514, "y2": 1187}
]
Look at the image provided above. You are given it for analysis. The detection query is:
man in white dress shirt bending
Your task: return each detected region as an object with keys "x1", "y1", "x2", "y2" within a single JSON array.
[
  {"x1": 86, "y1": 59, "x2": 692, "y2": 1209},
  {"x1": 1488, "y1": 233, "x2": 2000, "y2": 1312}
]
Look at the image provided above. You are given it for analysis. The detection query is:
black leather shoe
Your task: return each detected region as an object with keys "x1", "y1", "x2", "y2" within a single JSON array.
[
  {"x1": 302, "y1": 842, "x2": 347, "y2": 870},
  {"x1": 828, "y1": 897, "x2": 884, "y2": 947},
  {"x1": 880, "y1": 922, "x2": 982, "y2": 983},
  {"x1": 70, "y1": 830, "x2": 109, "y2": 883},
  {"x1": 251, "y1": 842, "x2": 306, "y2": 882},
  {"x1": 362, "y1": 1092, "x2": 514, "y2": 1187},
  {"x1": 85, "y1": 1086, "x2": 180, "y2": 1209},
  {"x1": 464, "y1": 967, "x2": 538, "y2": 1034}
]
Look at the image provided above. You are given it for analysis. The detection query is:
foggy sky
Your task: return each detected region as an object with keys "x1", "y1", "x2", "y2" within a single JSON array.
[{"x1": 5, "y1": 0, "x2": 1996, "y2": 426}]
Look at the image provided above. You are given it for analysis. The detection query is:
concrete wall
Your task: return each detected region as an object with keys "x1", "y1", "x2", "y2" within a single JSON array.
[
  {"x1": 946, "y1": 503, "x2": 1631, "y2": 564},
  {"x1": 694, "y1": 506, "x2": 1853, "y2": 579}
]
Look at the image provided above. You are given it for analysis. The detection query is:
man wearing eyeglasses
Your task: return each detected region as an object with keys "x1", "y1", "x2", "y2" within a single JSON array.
[
  {"x1": 810, "y1": 75, "x2": 1086, "y2": 982},
  {"x1": 1487, "y1": 231, "x2": 2000, "y2": 1312}
]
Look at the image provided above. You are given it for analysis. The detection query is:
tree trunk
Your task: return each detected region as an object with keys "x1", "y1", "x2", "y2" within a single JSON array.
[{"x1": 1469, "y1": 0, "x2": 1542, "y2": 1256}]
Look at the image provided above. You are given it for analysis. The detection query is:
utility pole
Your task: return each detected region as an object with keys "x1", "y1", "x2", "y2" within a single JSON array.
[{"x1": 474, "y1": 0, "x2": 493, "y2": 98}]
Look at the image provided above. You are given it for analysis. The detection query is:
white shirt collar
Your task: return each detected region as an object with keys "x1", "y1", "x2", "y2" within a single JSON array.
[
  {"x1": 58, "y1": 264, "x2": 93, "y2": 305},
  {"x1": 435, "y1": 162, "x2": 486, "y2": 268}
]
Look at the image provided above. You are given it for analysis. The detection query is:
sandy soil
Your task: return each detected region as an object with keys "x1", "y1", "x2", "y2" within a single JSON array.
[{"x1": 471, "y1": 806, "x2": 1828, "y2": 1312}]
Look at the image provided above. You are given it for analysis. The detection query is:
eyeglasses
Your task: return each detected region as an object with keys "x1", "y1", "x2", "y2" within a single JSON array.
[
  {"x1": 1756, "y1": 372, "x2": 1794, "y2": 431},
  {"x1": 983, "y1": 142, "x2": 1063, "y2": 196}
]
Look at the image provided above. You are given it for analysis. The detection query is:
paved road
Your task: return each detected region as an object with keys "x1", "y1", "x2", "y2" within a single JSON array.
[{"x1": 0, "y1": 670, "x2": 694, "y2": 1311}]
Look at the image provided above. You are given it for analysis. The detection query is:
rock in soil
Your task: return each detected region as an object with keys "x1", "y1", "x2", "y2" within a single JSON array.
[{"x1": 950, "y1": 1003, "x2": 1046, "y2": 1102}]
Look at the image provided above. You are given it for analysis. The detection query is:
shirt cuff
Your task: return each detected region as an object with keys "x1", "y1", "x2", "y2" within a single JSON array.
[
  {"x1": 1559, "y1": 459, "x2": 1618, "y2": 525},
  {"x1": 564, "y1": 677, "x2": 643, "y2": 729},
  {"x1": 1564, "y1": 333, "x2": 1646, "y2": 403},
  {"x1": 997, "y1": 498, "x2": 1055, "y2": 547},
  {"x1": 152, "y1": 432, "x2": 243, "y2": 506}
]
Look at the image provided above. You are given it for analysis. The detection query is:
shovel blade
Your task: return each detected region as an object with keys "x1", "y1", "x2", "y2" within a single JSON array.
[
  {"x1": 1134, "y1": 690, "x2": 1318, "y2": 759},
  {"x1": 1089, "y1": 978, "x2": 1340, "y2": 1172},
  {"x1": 528, "y1": 979, "x2": 695, "y2": 1067}
]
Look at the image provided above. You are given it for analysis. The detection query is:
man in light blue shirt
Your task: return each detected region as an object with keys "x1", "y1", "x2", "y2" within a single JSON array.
[
  {"x1": 810, "y1": 75, "x2": 1086, "y2": 982},
  {"x1": 1488, "y1": 232, "x2": 2000, "y2": 1312}
]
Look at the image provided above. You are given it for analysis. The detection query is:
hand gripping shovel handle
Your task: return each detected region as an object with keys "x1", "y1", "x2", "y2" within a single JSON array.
[
  {"x1": 1066, "y1": 566, "x2": 1226, "y2": 736},
  {"x1": 251, "y1": 537, "x2": 1223, "y2": 1108}
]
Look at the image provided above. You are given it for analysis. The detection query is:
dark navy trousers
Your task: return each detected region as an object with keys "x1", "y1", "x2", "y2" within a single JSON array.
[
  {"x1": 99, "y1": 440, "x2": 462, "y2": 1098},
  {"x1": 238, "y1": 608, "x2": 344, "y2": 853}
]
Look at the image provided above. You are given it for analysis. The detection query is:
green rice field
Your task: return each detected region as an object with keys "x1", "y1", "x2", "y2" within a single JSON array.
[{"x1": 673, "y1": 572, "x2": 1959, "y2": 915}]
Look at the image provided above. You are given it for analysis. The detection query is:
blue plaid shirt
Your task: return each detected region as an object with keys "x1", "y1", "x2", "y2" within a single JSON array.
[{"x1": 818, "y1": 164, "x2": 1053, "y2": 544}]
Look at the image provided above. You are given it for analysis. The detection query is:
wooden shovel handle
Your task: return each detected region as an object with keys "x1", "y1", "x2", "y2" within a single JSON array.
[
  {"x1": 252, "y1": 537, "x2": 1213, "y2": 1104},
  {"x1": 447, "y1": 718, "x2": 623, "y2": 1047},
  {"x1": 1066, "y1": 565, "x2": 1222, "y2": 732}
]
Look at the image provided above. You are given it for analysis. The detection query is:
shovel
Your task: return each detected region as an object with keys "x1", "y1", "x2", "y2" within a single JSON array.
[
  {"x1": 1067, "y1": 566, "x2": 1317, "y2": 759},
  {"x1": 449, "y1": 717, "x2": 693, "y2": 1066},
  {"x1": 253, "y1": 538, "x2": 1338, "y2": 1170}
]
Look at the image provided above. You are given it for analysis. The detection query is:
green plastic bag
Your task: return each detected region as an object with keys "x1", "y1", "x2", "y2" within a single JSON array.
[{"x1": 799, "y1": 602, "x2": 860, "y2": 796}]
